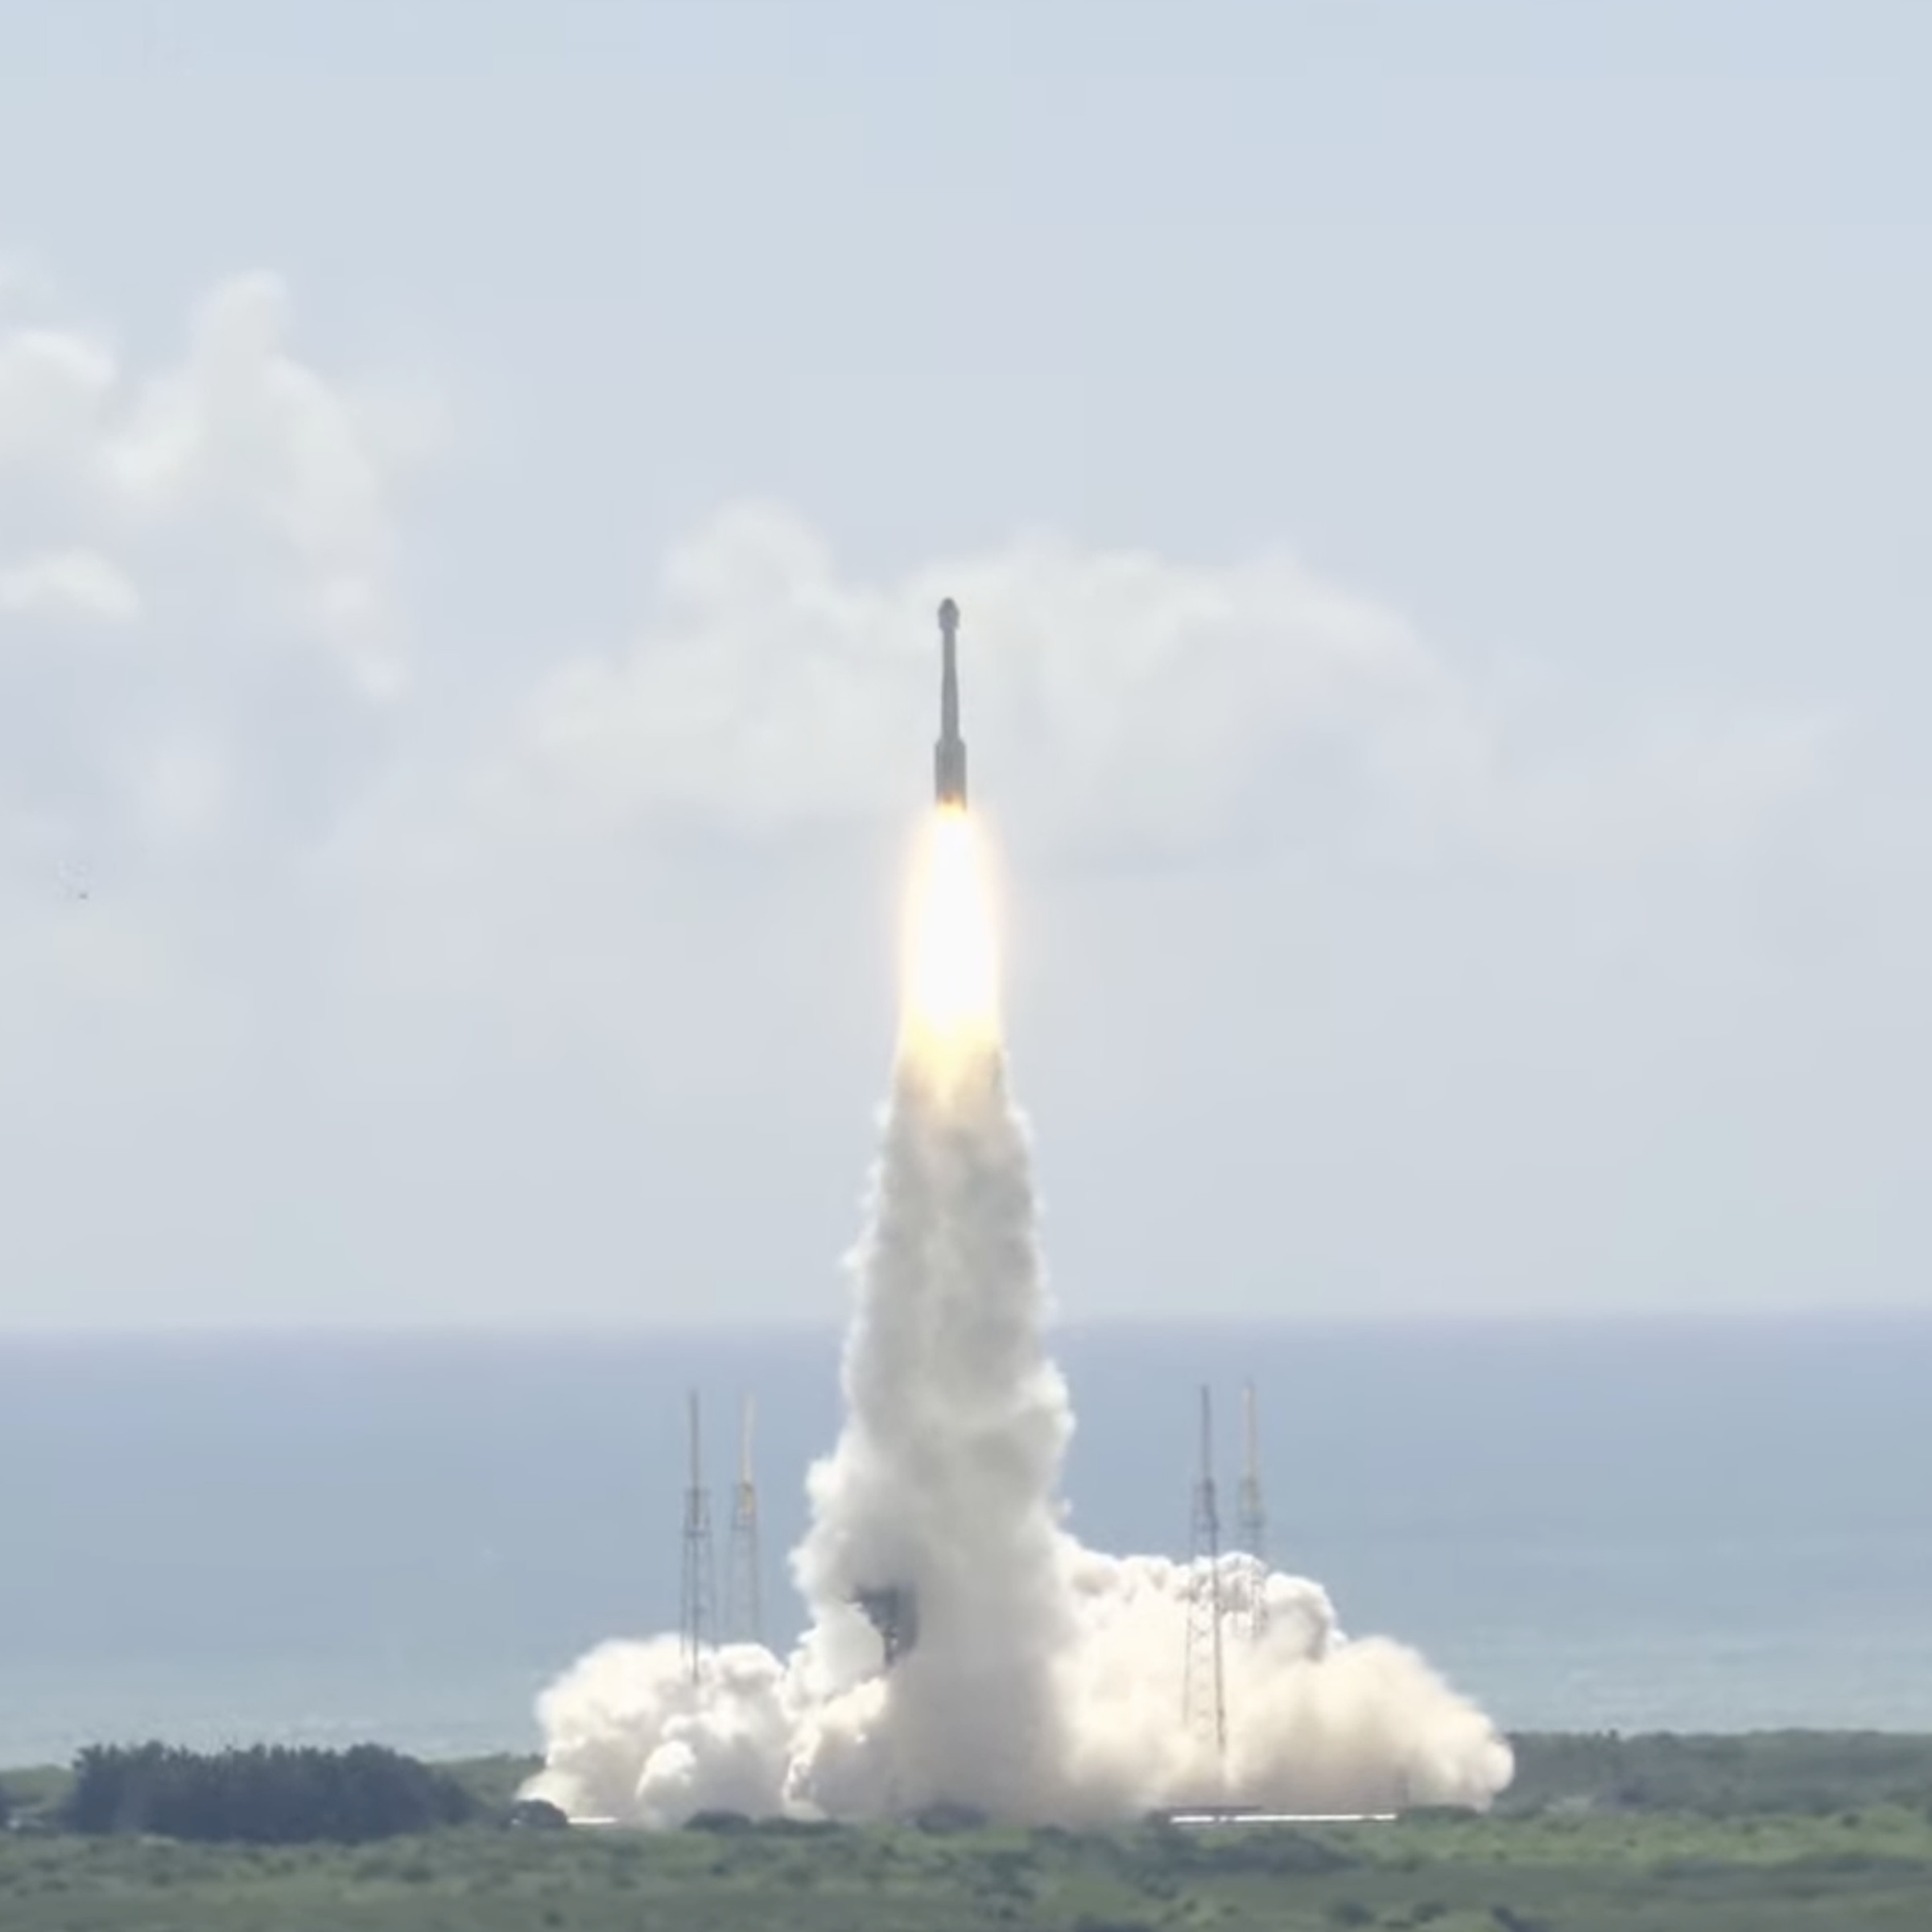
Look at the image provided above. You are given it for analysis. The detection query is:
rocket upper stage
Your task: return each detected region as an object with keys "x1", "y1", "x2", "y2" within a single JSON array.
[{"x1": 934, "y1": 597, "x2": 968, "y2": 807}]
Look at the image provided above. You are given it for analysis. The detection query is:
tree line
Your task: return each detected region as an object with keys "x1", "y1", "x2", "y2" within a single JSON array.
[{"x1": 64, "y1": 1741, "x2": 477, "y2": 1843}]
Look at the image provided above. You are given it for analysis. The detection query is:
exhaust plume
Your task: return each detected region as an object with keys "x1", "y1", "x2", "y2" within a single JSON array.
[{"x1": 525, "y1": 808, "x2": 1513, "y2": 1824}]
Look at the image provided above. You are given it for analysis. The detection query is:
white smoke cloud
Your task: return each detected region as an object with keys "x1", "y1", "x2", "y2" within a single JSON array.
[{"x1": 523, "y1": 988, "x2": 1514, "y2": 1826}]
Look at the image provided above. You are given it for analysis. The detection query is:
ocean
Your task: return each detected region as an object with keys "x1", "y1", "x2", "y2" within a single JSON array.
[{"x1": 2, "y1": 1318, "x2": 1928, "y2": 1769}]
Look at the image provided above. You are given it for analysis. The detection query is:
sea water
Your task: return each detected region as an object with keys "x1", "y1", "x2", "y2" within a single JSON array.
[{"x1": 1, "y1": 1318, "x2": 1928, "y2": 1766}]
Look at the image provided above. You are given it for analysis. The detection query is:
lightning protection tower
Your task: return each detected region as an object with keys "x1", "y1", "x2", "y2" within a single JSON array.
[
  {"x1": 1183, "y1": 1384, "x2": 1228, "y2": 1765},
  {"x1": 1237, "y1": 1380, "x2": 1269, "y2": 1643},
  {"x1": 679, "y1": 1388, "x2": 716, "y2": 1682},
  {"x1": 725, "y1": 1393, "x2": 763, "y2": 1648}
]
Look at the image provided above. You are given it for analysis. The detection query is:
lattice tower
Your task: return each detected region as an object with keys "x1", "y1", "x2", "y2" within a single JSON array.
[
  {"x1": 679, "y1": 1388, "x2": 716, "y2": 1681},
  {"x1": 1183, "y1": 1383, "x2": 1228, "y2": 1765}
]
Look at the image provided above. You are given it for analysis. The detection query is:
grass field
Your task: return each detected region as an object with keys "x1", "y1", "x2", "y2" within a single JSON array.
[{"x1": 6, "y1": 1736, "x2": 1932, "y2": 1930}]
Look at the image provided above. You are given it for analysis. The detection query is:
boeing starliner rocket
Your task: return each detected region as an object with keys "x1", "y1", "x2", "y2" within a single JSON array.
[{"x1": 934, "y1": 597, "x2": 968, "y2": 807}]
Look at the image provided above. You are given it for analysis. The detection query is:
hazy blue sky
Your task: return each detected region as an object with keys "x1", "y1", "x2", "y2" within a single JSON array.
[{"x1": 0, "y1": 0, "x2": 1927, "y2": 1328}]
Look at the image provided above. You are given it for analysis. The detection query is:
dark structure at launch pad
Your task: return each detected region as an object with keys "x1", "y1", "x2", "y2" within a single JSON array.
[{"x1": 855, "y1": 1585, "x2": 920, "y2": 1669}]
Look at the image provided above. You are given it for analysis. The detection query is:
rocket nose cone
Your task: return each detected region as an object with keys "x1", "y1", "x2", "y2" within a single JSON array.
[{"x1": 939, "y1": 597, "x2": 959, "y2": 631}]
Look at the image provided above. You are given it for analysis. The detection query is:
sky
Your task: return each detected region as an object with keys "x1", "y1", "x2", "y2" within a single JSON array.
[{"x1": 0, "y1": 0, "x2": 1927, "y2": 1330}]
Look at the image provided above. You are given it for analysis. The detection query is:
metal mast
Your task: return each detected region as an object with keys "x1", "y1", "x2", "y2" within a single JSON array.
[
  {"x1": 1237, "y1": 1380, "x2": 1269, "y2": 1642},
  {"x1": 1183, "y1": 1384, "x2": 1228, "y2": 1766},
  {"x1": 678, "y1": 1388, "x2": 716, "y2": 1682},
  {"x1": 726, "y1": 1393, "x2": 763, "y2": 1648}
]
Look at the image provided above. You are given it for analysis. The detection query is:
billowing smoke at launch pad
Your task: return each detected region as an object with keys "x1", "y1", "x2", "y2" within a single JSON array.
[{"x1": 524, "y1": 606, "x2": 1513, "y2": 1828}]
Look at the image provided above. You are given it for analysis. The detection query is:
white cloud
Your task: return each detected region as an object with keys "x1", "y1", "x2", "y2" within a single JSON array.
[
  {"x1": 0, "y1": 324, "x2": 116, "y2": 473},
  {"x1": 0, "y1": 547, "x2": 142, "y2": 624},
  {"x1": 0, "y1": 266, "x2": 437, "y2": 894},
  {"x1": 0, "y1": 268, "x2": 436, "y2": 699},
  {"x1": 501, "y1": 502, "x2": 1831, "y2": 868},
  {"x1": 101, "y1": 272, "x2": 432, "y2": 698}
]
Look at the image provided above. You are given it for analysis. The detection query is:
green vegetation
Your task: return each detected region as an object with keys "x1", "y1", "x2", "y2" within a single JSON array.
[
  {"x1": 2, "y1": 1733, "x2": 1931, "y2": 1930},
  {"x1": 1504, "y1": 1730, "x2": 1932, "y2": 1818},
  {"x1": 4, "y1": 1802, "x2": 1932, "y2": 1930},
  {"x1": 64, "y1": 1744, "x2": 476, "y2": 1843}
]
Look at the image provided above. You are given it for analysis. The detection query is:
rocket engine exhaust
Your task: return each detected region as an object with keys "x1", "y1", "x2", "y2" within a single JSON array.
[{"x1": 519, "y1": 592, "x2": 1515, "y2": 1829}]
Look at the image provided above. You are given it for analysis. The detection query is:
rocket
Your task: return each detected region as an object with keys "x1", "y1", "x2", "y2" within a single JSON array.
[{"x1": 933, "y1": 597, "x2": 968, "y2": 806}]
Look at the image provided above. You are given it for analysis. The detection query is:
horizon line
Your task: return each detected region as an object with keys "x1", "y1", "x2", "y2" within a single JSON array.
[{"x1": 3, "y1": 1307, "x2": 1932, "y2": 1345}]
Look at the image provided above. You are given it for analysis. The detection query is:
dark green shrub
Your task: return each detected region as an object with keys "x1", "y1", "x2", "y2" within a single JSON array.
[
  {"x1": 687, "y1": 1809, "x2": 755, "y2": 1833},
  {"x1": 64, "y1": 1742, "x2": 474, "y2": 1844}
]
